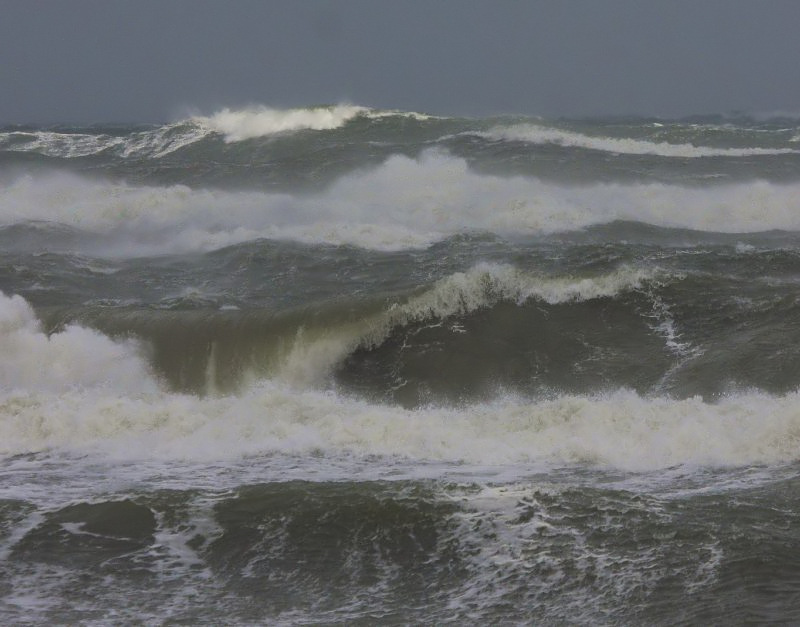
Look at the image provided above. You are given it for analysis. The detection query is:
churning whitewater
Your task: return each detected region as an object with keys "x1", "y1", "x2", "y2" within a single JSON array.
[{"x1": 3, "y1": 105, "x2": 800, "y2": 624}]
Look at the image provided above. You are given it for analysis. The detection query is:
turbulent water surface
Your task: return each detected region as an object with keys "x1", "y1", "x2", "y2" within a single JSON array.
[{"x1": 3, "y1": 105, "x2": 800, "y2": 624}]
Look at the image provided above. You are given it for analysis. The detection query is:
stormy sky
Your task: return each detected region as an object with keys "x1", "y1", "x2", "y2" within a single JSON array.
[{"x1": 3, "y1": 0, "x2": 800, "y2": 124}]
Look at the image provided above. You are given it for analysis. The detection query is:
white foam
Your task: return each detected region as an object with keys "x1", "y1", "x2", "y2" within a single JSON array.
[
  {"x1": 0, "y1": 292, "x2": 157, "y2": 394},
  {"x1": 194, "y1": 105, "x2": 367, "y2": 142},
  {"x1": 481, "y1": 124, "x2": 800, "y2": 157},
  {"x1": 4, "y1": 152, "x2": 800, "y2": 256},
  {"x1": 4, "y1": 374, "x2": 800, "y2": 472}
]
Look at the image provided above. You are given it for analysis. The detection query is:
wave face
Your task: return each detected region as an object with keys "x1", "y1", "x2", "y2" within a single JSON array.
[{"x1": 4, "y1": 105, "x2": 800, "y2": 624}]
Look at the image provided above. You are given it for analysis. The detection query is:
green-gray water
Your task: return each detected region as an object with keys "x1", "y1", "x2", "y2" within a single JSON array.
[{"x1": 3, "y1": 106, "x2": 800, "y2": 624}]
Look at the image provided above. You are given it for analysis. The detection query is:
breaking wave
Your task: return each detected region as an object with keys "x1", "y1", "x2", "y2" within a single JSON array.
[
  {"x1": 3, "y1": 153, "x2": 800, "y2": 256},
  {"x1": 4, "y1": 285, "x2": 800, "y2": 472},
  {"x1": 4, "y1": 372, "x2": 800, "y2": 473}
]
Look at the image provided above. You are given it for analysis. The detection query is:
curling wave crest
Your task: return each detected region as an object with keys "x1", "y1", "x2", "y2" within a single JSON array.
[{"x1": 276, "y1": 263, "x2": 660, "y2": 385}]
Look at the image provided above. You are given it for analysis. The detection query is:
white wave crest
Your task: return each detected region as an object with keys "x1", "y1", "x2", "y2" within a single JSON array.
[
  {"x1": 5, "y1": 153, "x2": 800, "y2": 256},
  {"x1": 0, "y1": 292, "x2": 157, "y2": 394},
  {"x1": 481, "y1": 124, "x2": 800, "y2": 157},
  {"x1": 194, "y1": 104, "x2": 367, "y2": 142},
  {"x1": 362, "y1": 108, "x2": 439, "y2": 121}
]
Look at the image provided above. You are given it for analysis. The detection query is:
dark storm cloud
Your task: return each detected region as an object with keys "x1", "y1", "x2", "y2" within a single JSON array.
[{"x1": 2, "y1": 0, "x2": 800, "y2": 123}]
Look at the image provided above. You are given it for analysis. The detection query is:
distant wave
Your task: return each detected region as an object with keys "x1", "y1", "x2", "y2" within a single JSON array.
[
  {"x1": 5, "y1": 106, "x2": 797, "y2": 165},
  {"x1": 479, "y1": 124, "x2": 800, "y2": 157},
  {"x1": 0, "y1": 104, "x2": 440, "y2": 158},
  {"x1": 194, "y1": 104, "x2": 438, "y2": 141}
]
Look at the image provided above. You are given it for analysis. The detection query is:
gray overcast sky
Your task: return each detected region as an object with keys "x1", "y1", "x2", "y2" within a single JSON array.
[{"x1": 2, "y1": 0, "x2": 800, "y2": 124}]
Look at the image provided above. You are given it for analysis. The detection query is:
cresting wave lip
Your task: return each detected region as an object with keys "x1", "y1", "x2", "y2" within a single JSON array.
[
  {"x1": 478, "y1": 124, "x2": 800, "y2": 157},
  {"x1": 276, "y1": 262, "x2": 662, "y2": 385},
  {"x1": 0, "y1": 265, "x2": 658, "y2": 392},
  {"x1": 191, "y1": 103, "x2": 440, "y2": 142}
]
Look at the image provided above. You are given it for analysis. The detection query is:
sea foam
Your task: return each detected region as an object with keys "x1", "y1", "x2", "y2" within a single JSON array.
[
  {"x1": 3, "y1": 376, "x2": 800, "y2": 472},
  {"x1": 0, "y1": 124, "x2": 209, "y2": 159}
]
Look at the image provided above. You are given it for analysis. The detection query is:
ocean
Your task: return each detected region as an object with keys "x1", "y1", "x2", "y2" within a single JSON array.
[{"x1": 2, "y1": 104, "x2": 800, "y2": 624}]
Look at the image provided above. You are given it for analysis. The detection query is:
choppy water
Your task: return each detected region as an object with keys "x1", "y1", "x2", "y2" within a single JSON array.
[{"x1": 3, "y1": 105, "x2": 800, "y2": 624}]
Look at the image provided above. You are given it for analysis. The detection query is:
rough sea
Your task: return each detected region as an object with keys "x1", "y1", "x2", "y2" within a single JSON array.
[{"x1": 2, "y1": 104, "x2": 800, "y2": 624}]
